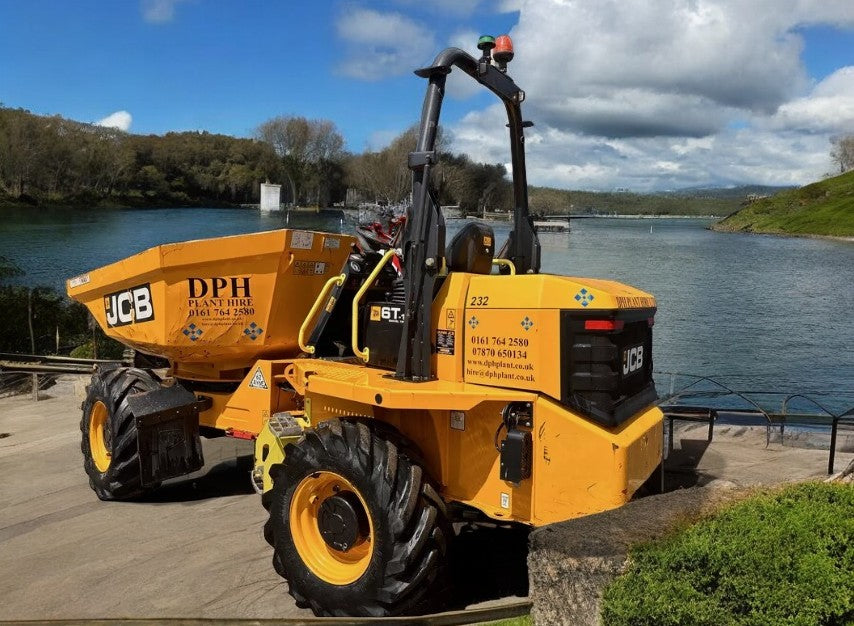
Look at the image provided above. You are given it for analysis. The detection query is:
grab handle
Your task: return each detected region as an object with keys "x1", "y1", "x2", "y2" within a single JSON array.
[
  {"x1": 492, "y1": 258, "x2": 516, "y2": 275},
  {"x1": 352, "y1": 249, "x2": 396, "y2": 362},
  {"x1": 298, "y1": 274, "x2": 346, "y2": 354}
]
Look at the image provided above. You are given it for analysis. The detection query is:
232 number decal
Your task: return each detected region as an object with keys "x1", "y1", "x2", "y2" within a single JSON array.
[{"x1": 469, "y1": 295, "x2": 489, "y2": 306}]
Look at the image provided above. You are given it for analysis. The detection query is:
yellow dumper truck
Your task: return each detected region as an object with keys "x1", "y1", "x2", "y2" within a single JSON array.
[{"x1": 68, "y1": 35, "x2": 663, "y2": 617}]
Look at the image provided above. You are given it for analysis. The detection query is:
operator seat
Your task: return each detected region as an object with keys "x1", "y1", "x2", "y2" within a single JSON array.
[{"x1": 445, "y1": 221, "x2": 494, "y2": 274}]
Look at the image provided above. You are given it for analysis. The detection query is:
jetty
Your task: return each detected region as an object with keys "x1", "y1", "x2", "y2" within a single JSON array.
[{"x1": 534, "y1": 220, "x2": 570, "y2": 232}]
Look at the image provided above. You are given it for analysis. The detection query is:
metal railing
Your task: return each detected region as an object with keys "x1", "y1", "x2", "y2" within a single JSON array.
[
  {"x1": 654, "y1": 371, "x2": 854, "y2": 474},
  {"x1": 0, "y1": 352, "x2": 125, "y2": 401}
]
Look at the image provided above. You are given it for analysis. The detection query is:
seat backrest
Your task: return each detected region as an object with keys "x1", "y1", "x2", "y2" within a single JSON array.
[{"x1": 445, "y1": 222, "x2": 494, "y2": 274}]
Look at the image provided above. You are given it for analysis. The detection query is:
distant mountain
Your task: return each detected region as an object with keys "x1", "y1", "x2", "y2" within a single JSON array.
[
  {"x1": 528, "y1": 185, "x2": 743, "y2": 216},
  {"x1": 712, "y1": 171, "x2": 854, "y2": 237},
  {"x1": 666, "y1": 184, "x2": 795, "y2": 199}
]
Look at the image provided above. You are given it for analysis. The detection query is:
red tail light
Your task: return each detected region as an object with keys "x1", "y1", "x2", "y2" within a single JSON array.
[{"x1": 584, "y1": 319, "x2": 624, "y2": 331}]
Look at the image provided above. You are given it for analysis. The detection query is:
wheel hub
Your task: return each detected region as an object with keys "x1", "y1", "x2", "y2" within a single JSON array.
[
  {"x1": 318, "y1": 492, "x2": 369, "y2": 552},
  {"x1": 88, "y1": 400, "x2": 112, "y2": 473},
  {"x1": 289, "y1": 471, "x2": 375, "y2": 584}
]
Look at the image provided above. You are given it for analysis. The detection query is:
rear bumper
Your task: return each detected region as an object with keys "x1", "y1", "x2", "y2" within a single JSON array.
[{"x1": 529, "y1": 398, "x2": 663, "y2": 525}]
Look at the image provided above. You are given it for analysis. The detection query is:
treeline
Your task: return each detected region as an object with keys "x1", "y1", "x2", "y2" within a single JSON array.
[
  {"x1": 0, "y1": 107, "x2": 285, "y2": 208},
  {"x1": 0, "y1": 107, "x2": 511, "y2": 212},
  {"x1": 1, "y1": 105, "x2": 741, "y2": 215},
  {"x1": 253, "y1": 119, "x2": 513, "y2": 213},
  {"x1": 344, "y1": 126, "x2": 511, "y2": 214},
  {"x1": 529, "y1": 187, "x2": 740, "y2": 216}
]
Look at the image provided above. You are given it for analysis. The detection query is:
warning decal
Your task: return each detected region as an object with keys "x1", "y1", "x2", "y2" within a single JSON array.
[
  {"x1": 290, "y1": 231, "x2": 315, "y2": 250},
  {"x1": 68, "y1": 273, "x2": 90, "y2": 288},
  {"x1": 436, "y1": 329, "x2": 455, "y2": 355},
  {"x1": 248, "y1": 367, "x2": 268, "y2": 390},
  {"x1": 445, "y1": 309, "x2": 456, "y2": 329},
  {"x1": 294, "y1": 261, "x2": 327, "y2": 276}
]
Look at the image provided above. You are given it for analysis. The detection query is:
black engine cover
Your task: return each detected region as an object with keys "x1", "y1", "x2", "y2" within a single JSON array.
[{"x1": 364, "y1": 302, "x2": 405, "y2": 370}]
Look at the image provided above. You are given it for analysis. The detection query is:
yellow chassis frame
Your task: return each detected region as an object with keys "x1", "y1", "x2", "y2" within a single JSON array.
[{"x1": 199, "y1": 356, "x2": 662, "y2": 528}]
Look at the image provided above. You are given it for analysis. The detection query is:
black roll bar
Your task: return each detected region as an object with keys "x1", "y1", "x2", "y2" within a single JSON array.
[{"x1": 395, "y1": 46, "x2": 541, "y2": 381}]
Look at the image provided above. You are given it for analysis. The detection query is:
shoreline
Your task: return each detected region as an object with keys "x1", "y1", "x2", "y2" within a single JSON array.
[
  {"x1": 579, "y1": 213, "x2": 719, "y2": 219},
  {"x1": 3, "y1": 202, "x2": 724, "y2": 220},
  {"x1": 462, "y1": 214, "x2": 722, "y2": 222},
  {"x1": 709, "y1": 223, "x2": 854, "y2": 242}
]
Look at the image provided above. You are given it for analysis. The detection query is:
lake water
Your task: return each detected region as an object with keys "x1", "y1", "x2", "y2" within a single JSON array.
[{"x1": 1, "y1": 207, "x2": 852, "y2": 411}]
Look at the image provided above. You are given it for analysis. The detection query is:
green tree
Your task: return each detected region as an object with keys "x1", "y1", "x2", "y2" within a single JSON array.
[
  {"x1": 256, "y1": 116, "x2": 345, "y2": 206},
  {"x1": 440, "y1": 153, "x2": 511, "y2": 214},
  {"x1": 346, "y1": 127, "x2": 417, "y2": 205},
  {"x1": 0, "y1": 108, "x2": 46, "y2": 197}
]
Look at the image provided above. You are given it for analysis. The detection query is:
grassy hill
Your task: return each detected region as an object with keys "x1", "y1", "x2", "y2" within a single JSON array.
[{"x1": 712, "y1": 170, "x2": 854, "y2": 237}]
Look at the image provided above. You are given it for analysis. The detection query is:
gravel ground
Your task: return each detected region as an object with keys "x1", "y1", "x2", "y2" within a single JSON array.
[
  {"x1": 0, "y1": 375, "x2": 311, "y2": 621},
  {"x1": 2, "y1": 375, "x2": 848, "y2": 622}
]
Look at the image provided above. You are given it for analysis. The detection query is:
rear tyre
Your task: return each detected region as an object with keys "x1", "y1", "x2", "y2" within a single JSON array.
[
  {"x1": 80, "y1": 367, "x2": 161, "y2": 500},
  {"x1": 265, "y1": 418, "x2": 450, "y2": 617}
]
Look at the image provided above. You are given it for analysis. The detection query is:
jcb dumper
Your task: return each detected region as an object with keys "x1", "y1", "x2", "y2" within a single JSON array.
[{"x1": 68, "y1": 34, "x2": 664, "y2": 617}]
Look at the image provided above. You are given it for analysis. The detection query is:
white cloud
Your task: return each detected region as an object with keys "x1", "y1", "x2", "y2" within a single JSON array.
[
  {"x1": 336, "y1": 9, "x2": 436, "y2": 80},
  {"x1": 765, "y1": 67, "x2": 854, "y2": 134},
  {"x1": 394, "y1": 0, "x2": 483, "y2": 17},
  {"x1": 141, "y1": 0, "x2": 185, "y2": 24},
  {"x1": 452, "y1": 103, "x2": 839, "y2": 191},
  {"x1": 497, "y1": 0, "x2": 523, "y2": 11},
  {"x1": 446, "y1": 0, "x2": 854, "y2": 189},
  {"x1": 96, "y1": 111, "x2": 133, "y2": 132}
]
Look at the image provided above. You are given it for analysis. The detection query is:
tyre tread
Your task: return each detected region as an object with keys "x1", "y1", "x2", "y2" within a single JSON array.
[
  {"x1": 265, "y1": 417, "x2": 450, "y2": 617},
  {"x1": 80, "y1": 367, "x2": 160, "y2": 501}
]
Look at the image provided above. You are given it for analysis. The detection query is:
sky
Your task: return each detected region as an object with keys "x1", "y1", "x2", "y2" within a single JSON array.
[{"x1": 1, "y1": 0, "x2": 853, "y2": 191}]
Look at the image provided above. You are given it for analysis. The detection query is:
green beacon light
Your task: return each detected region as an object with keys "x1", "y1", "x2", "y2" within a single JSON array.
[
  {"x1": 477, "y1": 35, "x2": 496, "y2": 61},
  {"x1": 477, "y1": 35, "x2": 496, "y2": 71},
  {"x1": 477, "y1": 35, "x2": 496, "y2": 51}
]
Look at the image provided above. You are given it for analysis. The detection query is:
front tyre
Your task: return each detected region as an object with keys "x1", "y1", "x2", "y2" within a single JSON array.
[
  {"x1": 80, "y1": 367, "x2": 161, "y2": 500},
  {"x1": 266, "y1": 419, "x2": 449, "y2": 617}
]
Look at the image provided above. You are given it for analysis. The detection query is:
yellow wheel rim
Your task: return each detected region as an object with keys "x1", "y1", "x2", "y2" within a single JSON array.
[
  {"x1": 290, "y1": 471, "x2": 374, "y2": 585},
  {"x1": 88, "y1": 400, "x2": 111, "y2": 473}
]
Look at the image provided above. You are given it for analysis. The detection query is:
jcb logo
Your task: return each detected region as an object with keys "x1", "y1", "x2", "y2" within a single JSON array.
[
  {"x1": 105, "y1": 283, "x2": 154, "y2": 328},
  {"x1": 622, "y1": 345, "x2": 644, "y2": 375}
]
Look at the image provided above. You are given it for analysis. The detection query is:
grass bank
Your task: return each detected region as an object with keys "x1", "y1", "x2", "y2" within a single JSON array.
[
  {"x1": 601, "y1": 482, "x2": 854, "y2": 625},
  {"x1": 712, "y1": 170, "x2": 854, "y2": 237}
]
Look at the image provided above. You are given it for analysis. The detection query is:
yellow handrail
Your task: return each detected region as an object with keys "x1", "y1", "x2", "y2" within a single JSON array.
[
  {"x1": 492, "y1": 258, "x2": 516, "y2": 275},
  {"x1": 352, "y1": 249, "x2": 396, "y2": 362},
  {"x1": 298, "y1": 274, "x2": 346, "y2": 354}
]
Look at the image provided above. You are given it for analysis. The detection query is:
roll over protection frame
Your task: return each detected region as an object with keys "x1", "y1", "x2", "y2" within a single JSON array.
[{"x1": 395, "y1": 45, "x2": 541, "y2": 381}]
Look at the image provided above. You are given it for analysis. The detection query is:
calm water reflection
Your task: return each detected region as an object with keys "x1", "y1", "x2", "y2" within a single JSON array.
[{"x1": 1, "y1": 208, "x2": 851, "y2": 404}]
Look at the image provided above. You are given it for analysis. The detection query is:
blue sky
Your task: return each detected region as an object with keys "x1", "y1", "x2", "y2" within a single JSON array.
[
  {"x1": 1, "y1": 1, "x2": 853, "y2": 190},
  {"x1": 0, "y1": 1, "x2": 516, "y2": 150}
]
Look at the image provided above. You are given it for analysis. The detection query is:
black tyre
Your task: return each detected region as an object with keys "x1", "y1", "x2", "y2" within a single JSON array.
[
  {"x1": 80, "y1": 366, "x2": 161, "y2": 500},
  {"x1": 265, "y1": 418, "x2": 450, "y2": 617}
]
